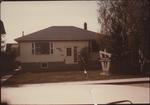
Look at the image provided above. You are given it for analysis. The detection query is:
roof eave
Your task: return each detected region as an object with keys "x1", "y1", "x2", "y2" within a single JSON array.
[{"x1": 15, "y1": 39, "x2": 96, "y2": 43}]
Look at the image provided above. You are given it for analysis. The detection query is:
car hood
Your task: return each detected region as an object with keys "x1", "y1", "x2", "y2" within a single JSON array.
[{"x1": 1, "y1": 83, "x2": 149, "y2": 104}]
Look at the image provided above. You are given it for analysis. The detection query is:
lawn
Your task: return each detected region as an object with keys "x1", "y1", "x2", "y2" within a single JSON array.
[{"x1": 2, "y1": 70, "x2": 145, "y2": 86}]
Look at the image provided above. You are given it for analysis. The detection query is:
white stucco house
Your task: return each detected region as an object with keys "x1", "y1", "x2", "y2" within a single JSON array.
[{"x1": 15, "y1": 24, "x2": 100, "y2": 71}]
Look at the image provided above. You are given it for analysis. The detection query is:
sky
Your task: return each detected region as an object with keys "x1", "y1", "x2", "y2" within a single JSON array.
[{"x1": 1, "y1": 1, "x2": 100, "y2": 43}]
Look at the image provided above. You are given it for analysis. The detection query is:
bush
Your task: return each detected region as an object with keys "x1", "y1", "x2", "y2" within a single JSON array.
[
  {"x1": 0, "y1": 52, "x2": 16, "y2": 76},
  {"x1": 80, "y1": 47, "x2": 90, "y2": 63}
]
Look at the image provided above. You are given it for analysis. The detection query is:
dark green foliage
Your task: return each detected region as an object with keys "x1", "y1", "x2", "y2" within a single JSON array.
[
  {"x1": 80, "y1": 47, "x2": 90, "y2": 63},
  {"x1": 0, "y1": 20, "x2": 6, "y2": 34},
  {"x1": 97, "y1": 0, "x2": 150, "y2": 74},
  {"x1": 97, "y1": 35, "x2": 112, "y2": 52},
  {"x1": 0, "y1": 52, "x2": 16, "y2": 76},
  {"x1": 91, "y1": 40, "x2": 100, "y2": 52}
]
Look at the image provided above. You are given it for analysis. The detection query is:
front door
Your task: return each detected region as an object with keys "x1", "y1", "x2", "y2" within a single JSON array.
[{"x1": 65, "y1": 47, "x2": 78, "y2": 64}]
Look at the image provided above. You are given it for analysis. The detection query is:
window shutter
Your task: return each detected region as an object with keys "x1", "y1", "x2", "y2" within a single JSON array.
[{"x1": 32, "y1": 43, "x2": 35, "y2": 55}]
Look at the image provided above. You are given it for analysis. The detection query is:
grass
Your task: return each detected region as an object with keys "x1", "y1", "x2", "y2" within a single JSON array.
[{"x1": 2, "y1": 70, "x2": 145, "y2": 86}]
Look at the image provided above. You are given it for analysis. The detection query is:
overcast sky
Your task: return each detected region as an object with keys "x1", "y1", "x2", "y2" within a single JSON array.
[{"x1": 1, "y1": 1, "x2": 100, "y2": 43}]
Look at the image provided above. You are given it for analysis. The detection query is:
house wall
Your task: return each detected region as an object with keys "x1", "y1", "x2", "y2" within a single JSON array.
[
  {"x1": 21, "y1": 62, "x2": 83, "y2": 71},
  {"x1": 16, "y1": 41, "x2": 89, "y2": 63},
  {"x1": 16, "y1": 41, "x2": 101, "y2": 71},
  {"x1": 20, "y1": 61, "x2": 100, "y2": 71}
]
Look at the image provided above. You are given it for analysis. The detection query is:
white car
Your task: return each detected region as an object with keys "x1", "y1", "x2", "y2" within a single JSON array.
[{"x1": 1, "y1": 78, "x2": 150, "y2": 104}]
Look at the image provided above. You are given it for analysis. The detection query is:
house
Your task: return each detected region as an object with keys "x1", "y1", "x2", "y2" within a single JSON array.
[{"x1": 15, "y1": 23, "x2": 100, "y2": 71}]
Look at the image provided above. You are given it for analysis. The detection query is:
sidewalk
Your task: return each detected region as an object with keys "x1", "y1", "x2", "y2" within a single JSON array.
[
  {"x1": 1, "y1": 75, "x2": 13, "y2": 83},
  {"x1": 1, "y1": 67, "x2": 21, "y2": 83},
  {"x1": 37, "y1": 77, "x2": 150, "y2": 85}
]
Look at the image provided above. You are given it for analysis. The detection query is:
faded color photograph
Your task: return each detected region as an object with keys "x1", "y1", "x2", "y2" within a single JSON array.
[{"x1": 1, "y1": 0, "x2": 150, "y2": 104}]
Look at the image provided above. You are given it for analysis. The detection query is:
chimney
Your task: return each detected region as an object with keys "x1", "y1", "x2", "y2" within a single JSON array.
[
  {"x1": 22, "y1": 31, "x2": 24, "y2": 36},
  {"x1": 84, "y1": 22, "x2": 87, "y2": 30}
]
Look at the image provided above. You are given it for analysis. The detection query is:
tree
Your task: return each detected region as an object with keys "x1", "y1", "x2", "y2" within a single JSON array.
[
  {"x1": 80, "y1": 47, "x2": 90, "y2": 64},
  {"x1": 78, "y1": 47, "x2": 90, "y2": 71},
  {"x1": 97, "y1": 0, "x2": 150, "y2": 74},
  {"x1": 0, "y1": 20, "x2": 6, "y2": 52}
]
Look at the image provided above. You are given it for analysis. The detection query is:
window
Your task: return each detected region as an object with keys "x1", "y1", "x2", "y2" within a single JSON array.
[
  {"x1": 66, "y1": 48, "x2": 72, "y2": 56},
  {"x1": 32, "y1": 42, "x2": 49, "y2": 55},
  {"x1": 41, "y1": 62, "x2": 48, "y2": 69},
  {"x1": 50, "y1": 42, "x2": 54, "y2": 54}
]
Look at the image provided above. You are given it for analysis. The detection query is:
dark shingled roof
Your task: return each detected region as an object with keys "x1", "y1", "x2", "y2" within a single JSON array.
[{"x1": 15, "y1": 26, "x2": 99, "y2": 42}]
